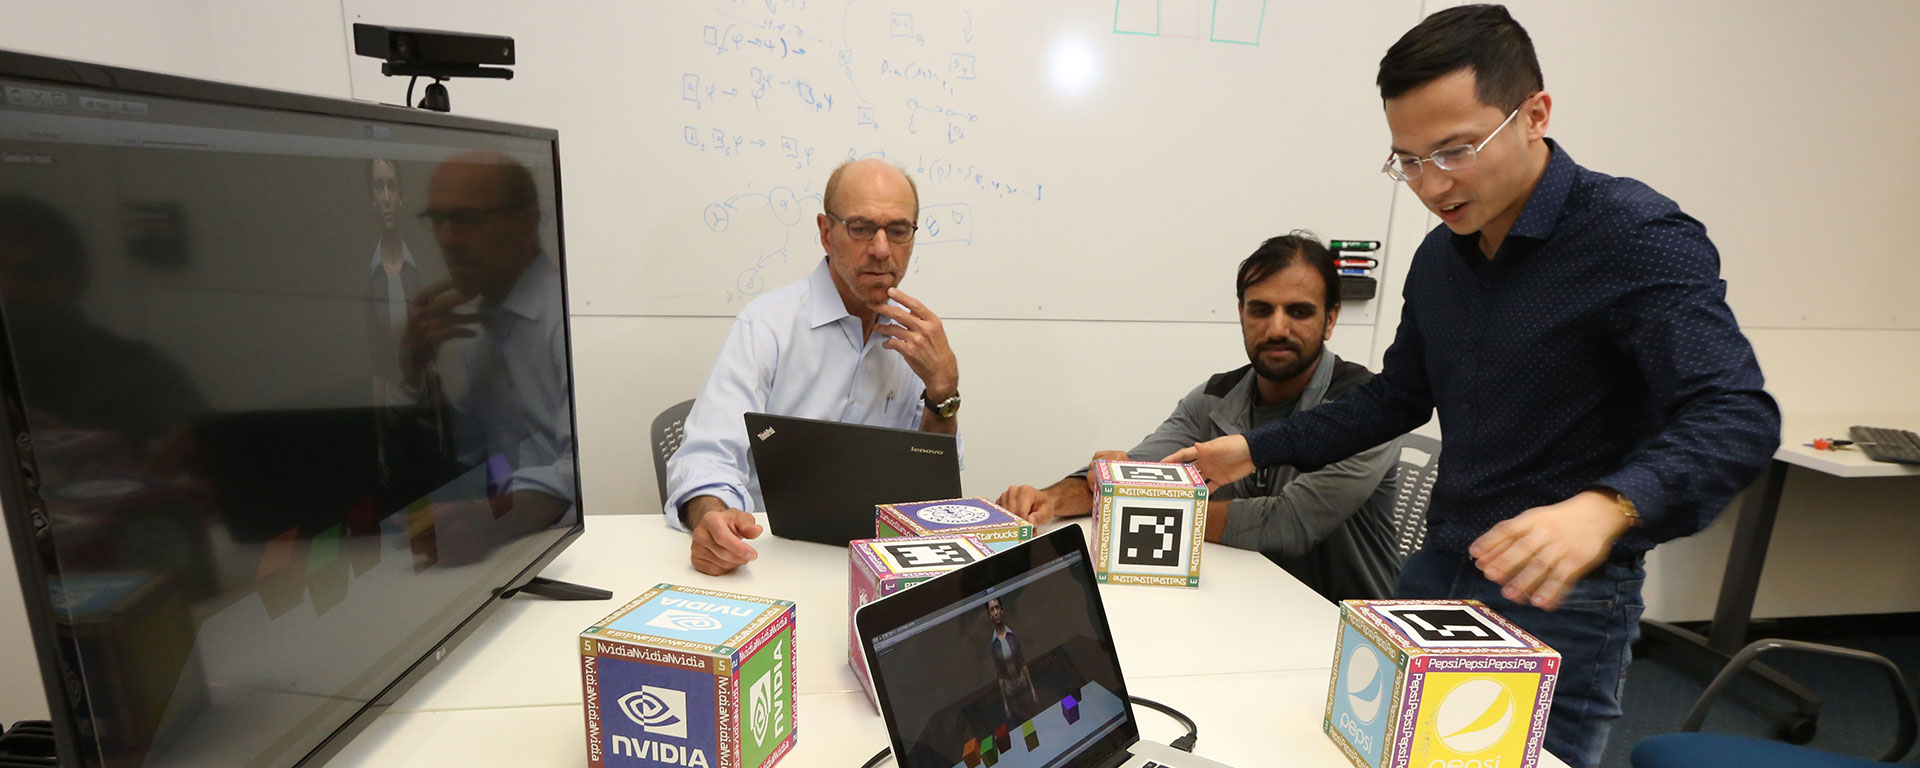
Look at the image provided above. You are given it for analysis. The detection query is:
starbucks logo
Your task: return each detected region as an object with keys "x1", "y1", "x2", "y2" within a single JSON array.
[{"x1": 914, "y1": 504, "x2": 989, "y2": 525}]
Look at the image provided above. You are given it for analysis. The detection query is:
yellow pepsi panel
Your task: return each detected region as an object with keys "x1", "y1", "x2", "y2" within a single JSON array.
[{"x1": 1323, "y1": 600, "x2": 1559, "y2": 768}]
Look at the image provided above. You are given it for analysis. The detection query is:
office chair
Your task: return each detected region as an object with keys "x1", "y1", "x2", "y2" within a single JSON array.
[
  {"x1": 651, "y1": 399, "x2": 695, "y2": 507},
  {"x1": 1631, "y1": 638, "x2": 1919, "y2": 767},
  {"x1": 1390, "y1": 433, "x2": 1441, "y2": 559}
]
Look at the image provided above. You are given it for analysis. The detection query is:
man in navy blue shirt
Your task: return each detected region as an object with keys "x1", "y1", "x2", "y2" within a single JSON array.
[{"x1": 1169, "y1": 6, "x2": 1780, "y2": 765}]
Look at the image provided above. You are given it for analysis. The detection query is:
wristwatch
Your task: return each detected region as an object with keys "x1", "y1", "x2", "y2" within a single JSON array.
[
  {"x1": 923, "y1": 390, "x2": 961, "y2": 419},
  {"x1": 1610, "y1": 490, "x2": 1642, "y2": 527}
]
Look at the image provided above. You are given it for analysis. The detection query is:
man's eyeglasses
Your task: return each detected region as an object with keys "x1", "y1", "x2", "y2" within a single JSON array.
[
  {"x1": 1380, "y1": 97, "x2": 1530, "y2": 183},
  {"x1": 417, "y1": 205, "x2": 525, "y2": 231},
  {"x1": 825, "y1": 210, "x2": 918, "y2": 244}
]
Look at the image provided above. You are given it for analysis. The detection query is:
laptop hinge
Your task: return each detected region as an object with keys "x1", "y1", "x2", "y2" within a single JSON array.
[{"x1": 1091, "y1": 744, "x2": 1137, "y2": 768}]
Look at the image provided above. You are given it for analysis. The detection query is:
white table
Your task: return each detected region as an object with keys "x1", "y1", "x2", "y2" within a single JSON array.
[
  {"x1": 326, "y1": 515, "x2": 1569, "y2": 767},
  {"x1": 1641, "y1": 413, "x2": 1920, "y2": 739},
  {"x1": 1703, "y1": 413, "x2": 1919, "y2": 654}
]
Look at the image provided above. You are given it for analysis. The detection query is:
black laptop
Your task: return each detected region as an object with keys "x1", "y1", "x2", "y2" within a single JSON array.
[
  {"x1": 855, "y1": 527, "x2": 1236, "y2": 768},
  {"x1": 742, "y1": 412, "x2": 962, "y2": 545}
]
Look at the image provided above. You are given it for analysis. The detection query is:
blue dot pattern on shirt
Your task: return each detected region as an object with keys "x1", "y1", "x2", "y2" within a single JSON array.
[{"x1": 1246, "y1": 139, "x2": 1781, "y2": 558}]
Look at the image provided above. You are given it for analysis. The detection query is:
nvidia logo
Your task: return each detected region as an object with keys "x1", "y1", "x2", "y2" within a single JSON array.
[
  {"x1": 618, "y1": 686, "x2": 687, "y2": 738},
  {"x1": 748, "y1": 639, "x2": 788, "y2": 747},
  {"x1": 646, "y1": 609, "x2": 724, "y2": 632}
]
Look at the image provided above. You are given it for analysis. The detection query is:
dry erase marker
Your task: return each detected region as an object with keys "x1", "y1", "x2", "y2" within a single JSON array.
[{"x1": 1330, "y1": 239, "x2": 1381, "y2": 251}]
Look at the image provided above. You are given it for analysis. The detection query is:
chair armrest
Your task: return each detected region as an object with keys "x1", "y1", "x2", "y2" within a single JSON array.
[{"x1": 1681, "y1": 638, "x2": 1917, "y2": 762}]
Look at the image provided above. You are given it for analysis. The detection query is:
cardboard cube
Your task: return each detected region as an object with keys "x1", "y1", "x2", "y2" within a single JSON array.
[
  {"x1": 1089, "y1": 459, "x2": 1207, "y2": 587},
  {"x1": 1324, "y1": 599, "x2": 1560, "y2": 768},
  {"x1": 581, "y1": 584, "x2": 797, "y2": 768},
  {"x1": 848, "y1": 534, "x2": 995, "y2": 709},
  {"x1": 876, "y1": 497, "x2": 1033, "y2": 551}
]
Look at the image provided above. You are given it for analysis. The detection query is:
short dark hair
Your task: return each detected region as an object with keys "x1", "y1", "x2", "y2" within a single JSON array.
[
  {"x1": 1236, "y1": 231, "x2": 1338, "y2": 312},
  {"x1": 1377, "y1": 4, "x2": 1542, "y2": 111}
]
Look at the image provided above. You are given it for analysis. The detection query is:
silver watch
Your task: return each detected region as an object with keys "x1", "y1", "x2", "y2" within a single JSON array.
[{"x1": 923, "y1": 391, "x2": 961, "y2": 419}]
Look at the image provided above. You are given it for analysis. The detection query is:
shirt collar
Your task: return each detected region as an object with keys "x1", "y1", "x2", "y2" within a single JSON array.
[
  {"x1": 493, "y1": 251, "x2": 557, "y2": 322},
  {"x1": 1448, "y1": 137, "x2": 1576, "y2": 260},
  {"x1": 1508, "y1": 138, "x2": 1575, "y2": 243},
  {"x1": 368, "y1": 241, "x2": 416, "y2": 273}
]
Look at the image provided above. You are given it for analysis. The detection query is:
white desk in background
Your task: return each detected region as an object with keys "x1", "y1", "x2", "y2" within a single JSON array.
[
  {"x1": 326, "y1": 515, "x2": 1570, "y2": 767},
  {"x1": 1642, "y1": 412, "x2": 1920, "y2": 738}
]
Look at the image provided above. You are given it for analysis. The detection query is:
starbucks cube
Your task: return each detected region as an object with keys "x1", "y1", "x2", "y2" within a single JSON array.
[
  {"x1": 875, "y1": 497, "x2": 1033, "y2": 551},
  {"x1": 848, "y1": 534, "x2": 995, "y2": 709},
  {"x1": 1324, "y1": 599, "x2": 1560, "y2": 768},
  {"x1": 580, "y1": 584, "x2": 797, "y2": 768},
  {"x1": 1089, "y1": 459, "x2": 1207, "y2": 587}
]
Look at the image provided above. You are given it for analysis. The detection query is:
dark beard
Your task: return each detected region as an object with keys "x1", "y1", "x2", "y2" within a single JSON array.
[{"x1": 1250, "y1": 342, "x2": 1323, "y2": 384}]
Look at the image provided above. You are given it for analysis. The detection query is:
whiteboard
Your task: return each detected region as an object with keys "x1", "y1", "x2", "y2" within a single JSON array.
[{"x1": 344, "y1": 0, "x2": 1421, "y2": 322}]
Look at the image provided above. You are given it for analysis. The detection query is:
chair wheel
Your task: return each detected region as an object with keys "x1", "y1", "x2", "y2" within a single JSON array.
[{"x1": 1773, "y1": 713, "x2": 1816, "y2": 745}]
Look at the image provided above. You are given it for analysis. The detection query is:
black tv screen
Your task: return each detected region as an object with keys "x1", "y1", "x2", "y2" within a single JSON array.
[{"x1": 0, "y1": 51, "x2": 585, "y2": 767}]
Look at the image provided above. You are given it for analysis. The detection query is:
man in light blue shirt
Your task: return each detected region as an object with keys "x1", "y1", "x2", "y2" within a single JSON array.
[{"x1": 666, "y1": 158, "x2": 962, "y2": 575}]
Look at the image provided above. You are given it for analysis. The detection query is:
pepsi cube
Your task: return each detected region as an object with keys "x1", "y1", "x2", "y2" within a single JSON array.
[
  {"x1": 581, "y1": 584, "x2": 797, "y2": 768},
  {"x1": 1325, "y1": 599, "x2": 1560, "y2": 768},
  {"x1": 876, "y1": 497, "x2": 1033, "y2": 551},
  {"x1": 848, "y1": 534, "x2": 994, "y2": 709},
  {"x1": 1089, "y1": 459, "x2": 1207, "y2": 587}
]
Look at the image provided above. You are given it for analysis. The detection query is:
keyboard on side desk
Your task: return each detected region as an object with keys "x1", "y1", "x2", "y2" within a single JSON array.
[{"x1": 1849, "y1": 426, "x2": 1920, "y2": 466}]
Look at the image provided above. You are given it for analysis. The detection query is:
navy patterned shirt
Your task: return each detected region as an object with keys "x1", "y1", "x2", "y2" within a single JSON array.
[{"x1": 1247, "y1": 139, "x2": 1780, "y2": 558}]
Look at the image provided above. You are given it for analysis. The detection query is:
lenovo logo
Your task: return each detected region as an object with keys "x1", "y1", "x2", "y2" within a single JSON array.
[{"x1": 909, "y1": 446, "x2": 944, "y2": 456}]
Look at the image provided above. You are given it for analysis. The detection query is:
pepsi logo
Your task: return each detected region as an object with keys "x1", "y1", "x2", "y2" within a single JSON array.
[{"x1": 1434, "y1": 678, "x2": 1516, "y2": 754}]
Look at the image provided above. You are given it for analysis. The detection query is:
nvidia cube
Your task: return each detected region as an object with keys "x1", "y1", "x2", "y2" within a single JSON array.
[
  {"x1": 581, "y1": 584, "x2": 797, "y2": 768},
  {"x1": 876, "y1": 497, "x2": 1032, "y2": 551},
  {"x1": 1089, "y1": 459, "x2": 1207, "y2": 587},
  {"x1": 1324, "y1": 599, "x2": 1560, "y2": 768},
  {"x1": 848, "y1": 534, "x2": 994, "y2": 709}
]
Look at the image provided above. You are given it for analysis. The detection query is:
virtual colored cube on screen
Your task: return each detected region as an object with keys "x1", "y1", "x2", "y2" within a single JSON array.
[
  {"x1": 963, "y1": 738, "x2": 981, "y2": 767},
  {"x1": 876, "y1": 497, "x2": 1033, "y2": 551},
  {"x1": 1324, "y1": 599, "x2": 1560, "y2": 768},
  {"x1": 1022, "y1": 719, "x2": 1038, "y2": 751},
  {"x1": 1062, "y1": 694, "x2": 1080, "y2": 724},
  {"x1": 1089, "y1": 459, "x2": 1208, "y2": 588},
  {"x1": 848, "y1": 534, "x2": 994, "y2": 710},
  {"x1": 981, "y1": 735, "x2": 999, "y2": 766},
  {"x1": 580, "y1": 583, "x2": 797, "y2": 768}
]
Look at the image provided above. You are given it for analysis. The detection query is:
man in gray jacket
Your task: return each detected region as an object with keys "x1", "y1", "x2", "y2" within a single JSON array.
[{"x1": 996, "y1": 233, "x2": 1403, "y2": 600}]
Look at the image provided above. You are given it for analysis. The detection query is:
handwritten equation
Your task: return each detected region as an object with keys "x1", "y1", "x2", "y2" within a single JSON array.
[{"x1": 680, "y1": 0, "x2": 1049, "y2": 303}]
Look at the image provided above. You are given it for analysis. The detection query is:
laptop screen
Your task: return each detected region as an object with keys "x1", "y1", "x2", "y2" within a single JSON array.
[{"x1": 868, "y1": 544, "x2": 1134, "y2": 768}]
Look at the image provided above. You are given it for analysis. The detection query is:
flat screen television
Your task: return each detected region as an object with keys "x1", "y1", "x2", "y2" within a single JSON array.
[{"x1": 0, "y1": 49, "x2": 591, "y2": 767}]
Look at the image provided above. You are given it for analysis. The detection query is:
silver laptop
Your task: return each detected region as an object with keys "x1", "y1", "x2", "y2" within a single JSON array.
[{"x1": 855, "y1": 527, "x2": 1236, "y2": 768}]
